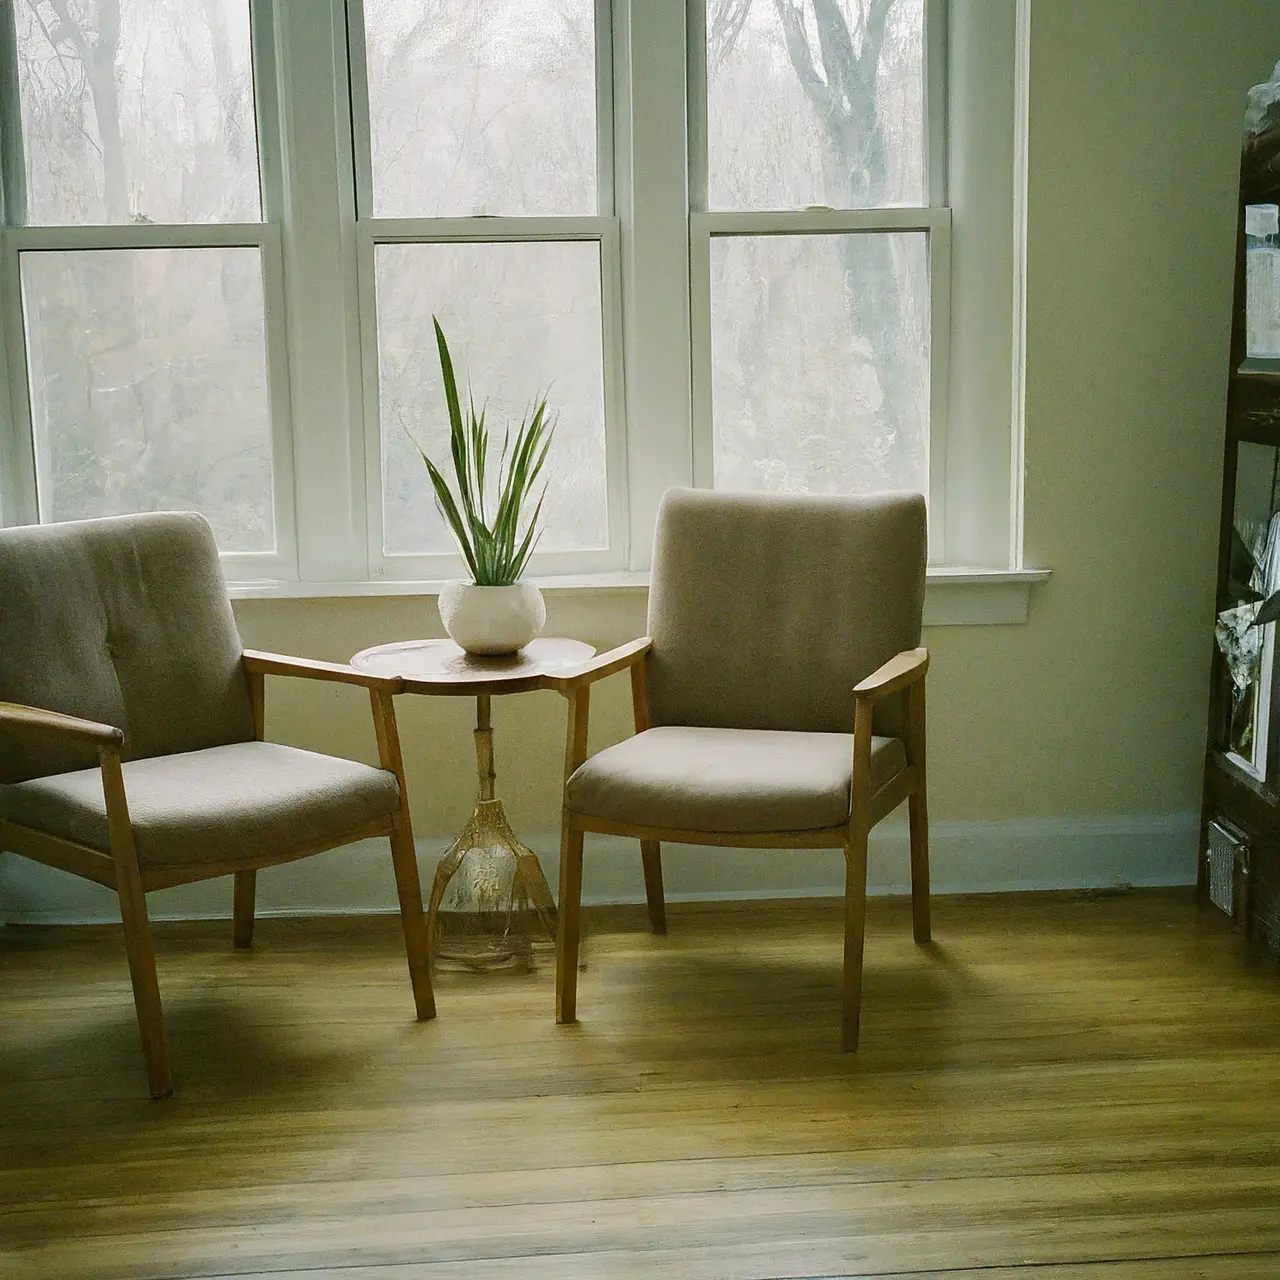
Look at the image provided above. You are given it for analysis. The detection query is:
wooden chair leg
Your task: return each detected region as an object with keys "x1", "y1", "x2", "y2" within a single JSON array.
[
  {"x1": 114, "y1": 880, "x2": 172, "y2": 1099},
  {"x1": 368, "y1": 687, "x2": 435, "y2": 1021},
  {"x1": 556, "y1": 822, "x2": 585, "y2": 1024},
  {"x1": 232, "y1": 870, "x2": 256, "y2": 950},
  {"x1": 389, "y1": 822, "x2": 436, "y2": 1021},
  {"x1": 906, "y1": 675, "x2": 931, "y2": 945},
  {"x1": 841, "y1": 820, "x2": 871, "y2": 1053},
  {"x1": 908, "y1": 785, "x2": 931, "y2": 945},
  {"x1": 100, "y1": 748, "x2": 172, "y2": 1098},
  {"x1": 640, "y1": 839, "x2": 666, "y2": 934}
]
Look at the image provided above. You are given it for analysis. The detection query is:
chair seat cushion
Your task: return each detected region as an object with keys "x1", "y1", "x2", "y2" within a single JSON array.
[
  {"x1": 0, "y1": 742, "x2": 401, "y2": 869},
  {"x1": 565, "y1": 726, "x2": 906, "y2": 834}
]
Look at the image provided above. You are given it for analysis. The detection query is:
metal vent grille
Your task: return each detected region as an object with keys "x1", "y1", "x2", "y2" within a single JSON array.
[{"x1": 1206, "y1": 819, "x2": 1249, "y2": 924}]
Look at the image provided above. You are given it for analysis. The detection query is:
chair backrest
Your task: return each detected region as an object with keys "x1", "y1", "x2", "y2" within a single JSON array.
[
  {"x1": 0, "y1": 512, "x2": 255, "y2": 784},
  {"x1": 645, "y1": 489, "x2": 926, "y2": 737}
]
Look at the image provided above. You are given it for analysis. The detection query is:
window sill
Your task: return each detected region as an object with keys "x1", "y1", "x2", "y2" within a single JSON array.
[{"x1": 227, "y1": 567, "x2": 1050, "y2": 626}]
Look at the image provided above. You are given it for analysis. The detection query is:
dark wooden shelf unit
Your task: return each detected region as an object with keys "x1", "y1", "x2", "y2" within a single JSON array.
[{"x1": 1202, "y1": 112, "x2": 1280, "y2": 958}]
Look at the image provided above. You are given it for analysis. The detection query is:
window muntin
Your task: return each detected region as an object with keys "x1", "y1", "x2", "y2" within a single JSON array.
[{"x1": 14, "y1": 0, "x2": 261, "y2": 226}]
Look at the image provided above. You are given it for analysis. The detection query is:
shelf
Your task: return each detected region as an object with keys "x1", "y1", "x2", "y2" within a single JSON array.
[
  {"x1": 1209, "y1": 748, "x2": 1279, "y2": 808},
  {"x1": 1238, "y1": 357, "x2": 1280, "y2": 378}
]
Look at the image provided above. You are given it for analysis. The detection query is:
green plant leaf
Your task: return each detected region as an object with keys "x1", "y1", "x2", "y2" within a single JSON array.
[
  {"x1": 412, "y1": 321, "x2": 557, "y2": 587},
  {"x1": 508, "y1": 487, "x2": 548, "y2": 580},
  {"x1": 470, "y1": 397, "x2": 488, "y2": 524},
  {"x1": 421, "y1": 453, "x2": 480, "y2": 581},
  {"x1": 435, "y1": 318, "x2": 484, "y2": 542}
]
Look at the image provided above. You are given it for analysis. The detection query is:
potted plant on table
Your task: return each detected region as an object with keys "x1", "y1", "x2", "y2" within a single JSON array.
[{"x1": 414, "y1": 318, "x2": 555, "y2": 655}]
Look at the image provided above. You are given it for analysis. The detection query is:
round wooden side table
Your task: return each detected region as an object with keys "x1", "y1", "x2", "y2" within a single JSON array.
[{"x1": 350, "y1": 636, "x2": 594, "y2": 972}]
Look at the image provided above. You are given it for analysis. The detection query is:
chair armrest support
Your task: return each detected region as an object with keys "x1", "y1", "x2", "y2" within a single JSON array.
[
  {"x1": 545, "y1": 637, "x2": 653, "y2": 693},
  {"x1": 0, "y1": 700, "x2": 124, "y2": 748},
  {"x1": 853, "y1": 647, "x2": 929, "y2": 705},
  {"x1": 242, "y1": 649, "x2": 401, "y2": 692}
]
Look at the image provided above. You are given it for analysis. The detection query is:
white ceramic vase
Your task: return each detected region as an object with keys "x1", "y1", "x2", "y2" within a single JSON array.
[{"x1": 438, "y1": 581, "x2": 546, "y2": 656}]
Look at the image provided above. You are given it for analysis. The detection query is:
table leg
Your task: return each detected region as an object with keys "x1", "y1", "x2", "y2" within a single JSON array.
[
  {"x1": 424, "y1": 694, "x2": 559, "y2": 971},
  {"x1": 475, "y1": 693, "x2": 495, "y2": 801}
]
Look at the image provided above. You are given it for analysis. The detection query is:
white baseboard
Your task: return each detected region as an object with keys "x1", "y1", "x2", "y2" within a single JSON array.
[{"x1": 0, "y1": 813, "x2": 1199, "y2": 926}]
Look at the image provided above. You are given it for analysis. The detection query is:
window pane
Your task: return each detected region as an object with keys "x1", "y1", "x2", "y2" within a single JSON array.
[
  {"x1": 711, "y1": 233, "x2": 928, "y2": 495},
  {"x1": 362, "y1": 0, "x2": 597, "y2": 217},
  {"x1": 376, "y1": 241, "x2": 608, "y2": 556},
  {"x1": 15, "y1": 0, "x2": 260, "y2": 225},
  {"x1": 705, "y1": 0, "x2": 924, "y2": 211},
  {"x1": 21, "y1": 248, "x2": 275, "y2": 553}
]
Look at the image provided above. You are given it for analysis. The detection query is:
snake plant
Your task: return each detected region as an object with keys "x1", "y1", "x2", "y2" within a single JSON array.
[{"x1": 413, "y1": 318, "x2": 555, "y2": 586}]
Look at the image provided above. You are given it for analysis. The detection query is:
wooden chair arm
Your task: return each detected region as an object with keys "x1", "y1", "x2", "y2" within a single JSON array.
[
  {"x1": 0, "y1": 700, "x2": 124, "y2": 748},
  {"x1": 544, "y1": 637, "x2": 653, "y2": 693},
  {"x1": 242, "y1": 649, "x2": 401, "y2": 691},
  {"x1": 853, "y1": 647, "x2": 929, "y2": 705}
]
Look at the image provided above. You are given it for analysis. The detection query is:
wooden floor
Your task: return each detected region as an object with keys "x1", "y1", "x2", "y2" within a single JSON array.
[{"x1": 1, "y1": 889, "x2": 1278, "y2": 1280}]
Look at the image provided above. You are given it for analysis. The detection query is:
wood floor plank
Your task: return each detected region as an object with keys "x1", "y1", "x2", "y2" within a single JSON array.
[
  {"x1": 192, "y1": 1254, "x2": 1280, "y2": 1280},
  {"x1": 6, "y1": 1166, "x2": 1280, "y2": 1277},
  {"x1": 1, "y1": 890, "x2": 1278, "y2": 1280}
]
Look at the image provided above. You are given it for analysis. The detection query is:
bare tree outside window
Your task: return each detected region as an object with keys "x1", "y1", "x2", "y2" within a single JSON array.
[
  {"x1": 16, "y1": 0, "x2": 259, "y2": 225},
  {"x1": 363, "y1": 0, "x2": 596, "y2": 217},
  {"x1": 707, "y1": 0, "x2": 923, "y2": 211},
  {"x1": 711, "y1": 231, "x2": 927, "y2": 496},
  {"x1": 705, "y1": 0, "x2": 930, "y2": 499}
]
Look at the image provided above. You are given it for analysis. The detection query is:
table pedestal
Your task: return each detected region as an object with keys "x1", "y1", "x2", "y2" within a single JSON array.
[{"x1": 425, "y1": 694, "x2": 558, "y2": 971}]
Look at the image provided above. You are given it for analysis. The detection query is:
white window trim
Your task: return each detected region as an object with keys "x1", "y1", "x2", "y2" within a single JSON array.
[
  {"x1": 684, "y1": 0, "x2": 955, "y2": 561},
  {"x1": 225, "y1": 565, "x2": 1051, "y2": 627},
  {"x1": 946, "y1": 0, "x2": 1029, "y2": 569},
  {"x1": 0, "y1": 0, "x2": 1046, "y2": 617},
  {"x1": 0, "y1": 0, "x2": 298, "y2": 579},
  {"x1": 0, "y1": 0, "x2": 29, "y2": 529},
  {"x1": 344, "y1": 0, "x2": 631, "y2": 582}
]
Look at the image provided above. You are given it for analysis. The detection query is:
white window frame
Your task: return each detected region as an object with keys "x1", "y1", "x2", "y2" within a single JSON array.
[
  {"x1": 688, "y1": 0, "x2": 949, "y2": 563},
  {"x1": 0, "y1": 0, "x2": 299, "y2": 581},
  {"x1": 613, "y1": 0, "x2": 1022, "y2": 576},
  {"x1": 688, "y1": 208, "x2": 953, "y2": 560},
  {"x1": 345, "y1": 0, "x2": 631, "y2": 582},
  {"x1": 0, "y1": 0, "x2": 1037, "y2": 603}
]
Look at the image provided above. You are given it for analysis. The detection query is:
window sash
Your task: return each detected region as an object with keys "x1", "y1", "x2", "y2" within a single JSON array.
[
  {"x1": 0, "y1": 0, "x2": 296, "y2": 578},
  {"x1": 685, "y1": 0, "x2": 949, "y2": 215},
  {"x1": 346, "y1": 0, "x2": 629, "y2": 579},
  {"x1": 688, "y1": 207, "x2": 952, "y2": 562},
  {"x1": 0, "y1": 222, "x2": 299, "y2": 580},
  {"x1": 354, "y1": 216, "x2": 631, "y2": 581},
  {"x1": 685, "y1": 1, "x2": 951, "y2": 561},
  {"x1": 0, "y1": 0, "x2": 1024, "y2": 584},
  {"x1": 347, "y1": 0, "x2": 617, "y2": 223}
]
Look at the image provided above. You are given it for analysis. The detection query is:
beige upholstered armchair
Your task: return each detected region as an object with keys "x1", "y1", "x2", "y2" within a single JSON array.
[
  {"x1": 0, "y1": 513, "x2": 434, "y2": 1097},
  {"x1": 549, "y1": 489, "x2": 930, "y2": 1050}
]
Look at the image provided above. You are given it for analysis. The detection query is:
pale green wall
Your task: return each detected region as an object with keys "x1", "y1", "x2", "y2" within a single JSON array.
[
  {"x1": 8, "y1": 0, "x2": 1277, "y2": 922},
  {"x1": 233, "y1": 0, "x2": 1280, "y2": 845},
  {"x1": 1012, "y1": 0, "x2": 1280, "y2": 817}
]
